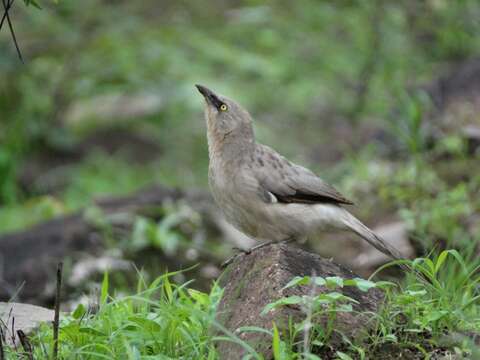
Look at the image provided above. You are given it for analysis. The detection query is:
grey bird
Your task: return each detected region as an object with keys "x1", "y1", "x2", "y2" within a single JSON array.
[{"x1": 195, "y1": 84, "x2": 402, "y2": 264}]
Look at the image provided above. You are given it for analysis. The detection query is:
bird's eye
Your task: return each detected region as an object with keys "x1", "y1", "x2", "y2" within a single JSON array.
[{"x1": 219, "y1": 104, "x2": 228, "y2": 111}]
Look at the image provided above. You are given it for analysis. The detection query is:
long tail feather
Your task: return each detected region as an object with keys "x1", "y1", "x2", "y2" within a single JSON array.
[{"x1": 342, "y1": 212, "x2": 403, "y2": 261}]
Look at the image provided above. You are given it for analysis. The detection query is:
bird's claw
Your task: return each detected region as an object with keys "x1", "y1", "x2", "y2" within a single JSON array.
[{"x1": 221, "y1": 247, "x2": 251, "y2": 268}]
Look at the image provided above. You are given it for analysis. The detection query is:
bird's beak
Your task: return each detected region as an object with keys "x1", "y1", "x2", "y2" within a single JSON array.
[{"x1": 195, "y1": 84, "x2": 223, "y2": 108}]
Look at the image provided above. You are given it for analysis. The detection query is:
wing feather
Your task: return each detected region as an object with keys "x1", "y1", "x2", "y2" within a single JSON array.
[{"x1": 253, "y1": 145, "x2": 354, "y2": 205}]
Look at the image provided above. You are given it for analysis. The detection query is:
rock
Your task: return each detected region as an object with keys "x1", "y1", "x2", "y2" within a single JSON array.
[
  {"x1": 0, "y1": 302, "x2": 55, "y2": 345},
  {"x1": 216, "y1": 243, "x2": 383, "y2": 360},
  {"x1": 0, "y1": 185, "x2": 182, "y2": 302},
  {"x1": 462, "y1": 125, "x2": 480, "y2": 154},
  {"x1": 68, "y1": 257, "x2": 131, "y2": 287}
]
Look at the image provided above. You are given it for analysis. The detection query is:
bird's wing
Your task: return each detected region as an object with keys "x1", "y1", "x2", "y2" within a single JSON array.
[{"x1": 253, "y1": 144, "x2": 354, "y2": 205}]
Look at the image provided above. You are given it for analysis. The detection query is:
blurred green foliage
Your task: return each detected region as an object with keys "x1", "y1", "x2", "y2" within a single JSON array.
[
  {"x1": 2, "y1": 0, "x2": 480, "y2": 201},
  {"x1": 1, "y1": 0, "x2": 479, "y2": 258}
]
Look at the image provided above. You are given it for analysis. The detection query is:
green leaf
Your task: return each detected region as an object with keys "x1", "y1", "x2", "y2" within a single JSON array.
[
  {"x1": 326, "y1": 276, "x2": 344, "y2": 289},
  {"x1": 23, "y1": 0, "x2": 42, "y2": 9},
  {"x1": 272, "y1": 322, "x2": 281, "y2": 360},
  {"x1": 405, "y1": 290, "x2": 427, "y2": 297},
  {"x1": 164, "y1": 275, "x2": 173, "y2": 302},
  {"x1": 336, "y1": 351, "x2": 353, "y2": 360},
  {"x1": 128, "y1": 316, "x2": 162, "y2": 332},
  {"x1": 303, "y1": 354, "x2": 322, "y2": 360},
  {"x1": 425, "y1": 310, "x2": 448, "y2": 323},
  {"x1": 434, "y1": 250, "x2": 449, "y2": 273},
  {"x1": 323, "y1": 292, "x2": 358, "y2": 304},
  {"x1": 187, "y1": 288, "x2": 209, "y2": 307},
  {"x1": 72, "y1": 303, "x2": 86, "y2": 319},
  {"x1": 79, "y1": 327, "x2": 107, "y2": 337},
  {"x1": 101, "y1": 271, "x2": 109, "y2": 305},
  {"x1": 344, "y1": 278, "x2": 377, "y2": 292},
  {"x1": 383, "y1": 334, "x2": 398, "y2": 343},
  {"x1": 282, "y1": 276, "x2": 310, "y2": 290},
  {"x1": 272, "y1": 322, "x2": 287, "y2": 360},
  {"x1": 262, "y1": 296, "x2": 303, "y2": 315},
  {"x1": 444, "y1": 249, "x2": 468, "y2": 274},
  {"x1": 313, "y1": 277, "x2": 326, "y2": 286}
]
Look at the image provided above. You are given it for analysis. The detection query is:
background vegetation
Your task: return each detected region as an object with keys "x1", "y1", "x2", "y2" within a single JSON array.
[{"x1": 1, "y1": 0, "x2": 480, "y2": 358}]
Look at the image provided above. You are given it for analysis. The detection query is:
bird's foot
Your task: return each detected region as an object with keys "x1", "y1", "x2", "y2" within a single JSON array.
[
  {"x1": 220, "y1": 247, "x2": 251, "y2": 268},
  {"x1": 221, "y1": 237, "x2": 295, "y2": 269}
]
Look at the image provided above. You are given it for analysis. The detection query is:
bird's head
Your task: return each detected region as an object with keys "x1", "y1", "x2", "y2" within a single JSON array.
[{"x1": 195, "y1": 84, "x2": 254, "y2": 144}]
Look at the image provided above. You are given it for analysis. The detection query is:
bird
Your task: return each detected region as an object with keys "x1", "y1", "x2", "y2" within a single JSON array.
[{"x1": 195, "y1": 84, "x2": 402, "y2": 266}]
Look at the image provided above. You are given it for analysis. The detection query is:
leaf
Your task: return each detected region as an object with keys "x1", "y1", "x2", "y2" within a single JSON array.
[
  {"x1": 344, "y1": 278, "x2": 376, "y2": 292},
  {"x1": 128, "y1": 316, "x2": 162, "y2": 332},
  {"x1": 444, "y1": 249, "x2": 468, "y2": 274},
  {"x1": 313, "y1": 277, "x2": 326, "y2": 286},
  {"x1": 272, "y1": 322, "x2": 287, "y2": 360},
  {"x1": 164, "y1": 275, "x2": 173, "y2": 303},
  {"x1": 423, "y1": 258, "x2": 435, "y2": 276},
  {"x1": 303, "y1": 353, "x2": 322, "y2": 360},
  {"x1": 383, "y1": 334, "x2": 398, "y2": 343},
  {"x1": 101, "y1": 271, "x2": 109, "y2": 305},
  {"x1": 272, "y1": 322, "x2": 281, "y2": 360},
  {"x1": 236, "y1": 326, "x2": 272, "y2": 336},
  {"x1": 325, "y1": 276, "x2": 344, "y2": 289},
  {"x1": 405, "y1": 290, "x2": 427, "y2": 297},
  {"x1": 336, "y1": 351, "x2": 353, "y2": 360},
  {"x1": 336, "y1": 304, "x2": 353, "y2": 312},
  {"x1": 434, "y1": 250, "x2": 449, "y2": 273},
  {"x1": 187, "y1": 288, "x2": 209, "y2": 307},
  {"x1": 23, "y1": 0, "x2": 42, "y2": 9},
  {"x1": 72, "y1": 303, "x2": 86, "y2": 319},
  {"x1": 79, "y1": 327, "x2": 107, "y2": 337},
  {"x1": 262, "y1": 296, "x2": 303, "y2": 315},
  {"x1": 282, "y1": 276, "x2": 310, "y2": 290},
  {"x1": 314, "y1": 292, "x2": 358, "y2": 307},
  {"x1": 425, "y1": 310, "x2": 448, "y2": 323}
]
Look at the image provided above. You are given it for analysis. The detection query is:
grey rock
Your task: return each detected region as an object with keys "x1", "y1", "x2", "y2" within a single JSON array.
[
  {"x1": 215, "y1": 243, "x2": 383, "y2": 360},
  {"x1": 0, "y1": 302, "x2": 55, "y2": 345}
]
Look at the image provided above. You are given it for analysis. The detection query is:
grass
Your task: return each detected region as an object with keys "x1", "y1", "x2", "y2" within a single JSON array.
[
  {"x1": 4, "y1": 270, "x2": 223, "y2": 359},
  {"x1": 2, "y1": 250, "x2": 479, "y2": 359}
]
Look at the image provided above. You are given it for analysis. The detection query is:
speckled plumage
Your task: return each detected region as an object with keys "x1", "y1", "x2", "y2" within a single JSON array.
[{"x1": 196, "y1": 84, "x2": 402, "y2": 260}]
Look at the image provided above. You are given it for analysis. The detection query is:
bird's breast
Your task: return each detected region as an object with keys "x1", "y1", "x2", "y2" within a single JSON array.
[{"x1": 208, "y1": 163, "x2": 264, "y2": 237}]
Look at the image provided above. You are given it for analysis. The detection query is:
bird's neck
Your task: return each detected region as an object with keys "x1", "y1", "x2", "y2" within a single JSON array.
[{"x1": 207, "y1": 125, "x2": 255, "y2": 166}]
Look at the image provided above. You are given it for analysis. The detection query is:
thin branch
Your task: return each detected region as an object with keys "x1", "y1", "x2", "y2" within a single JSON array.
[
  {"x1": 10, "y1": 316, "x2": 15, "y2": 351},
  {"x1": 0, "y1": 326, "x2": 4, "y2": 360},
  {"x1": 52, "y1": 262, "x2": 63, "y2": 360},
  {"x1": 0, "y1": 0, "x2": 14, "y2": 30},
  {"x1": 2, "y1": 0, "x2": 23, "y2": 62}
]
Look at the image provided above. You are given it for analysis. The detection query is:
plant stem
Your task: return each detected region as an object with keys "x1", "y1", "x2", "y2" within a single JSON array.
[{"x1": 53, "y1": 262, "x2": 63, "y2": 360}]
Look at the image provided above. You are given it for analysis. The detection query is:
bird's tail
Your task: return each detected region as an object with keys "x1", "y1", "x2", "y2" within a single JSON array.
[{"x1": 342, "y1": 211, "x2": 403, "y2": 261}]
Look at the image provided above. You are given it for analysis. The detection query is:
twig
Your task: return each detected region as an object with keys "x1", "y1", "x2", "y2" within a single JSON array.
[
  {"x1": 0, "y1": 326, "x2": 4, "y2": 360},
  {"x1": 17, "y1": 330, "x2": 34, "y2": 360},
  {"x1": 0, "y1": 0, "x2": 13, "y2": 30},
  {"x1": 1, "y1": 0, "x2": 23, "y2": 62},
  {"x1": 10, "y1": 316, "x2": 16, "y2": 351},
  {"x1": 52, "y1": 262, "x2": 63, "y2": 360}
]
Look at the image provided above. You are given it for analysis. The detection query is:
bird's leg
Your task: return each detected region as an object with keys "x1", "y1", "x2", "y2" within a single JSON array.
[
  {"x1": 244, "y1": 237, "x2": 295, "y2": 254},
  {"x1": 221, "y1": 237, "x2": 295, "y2": 268}
]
